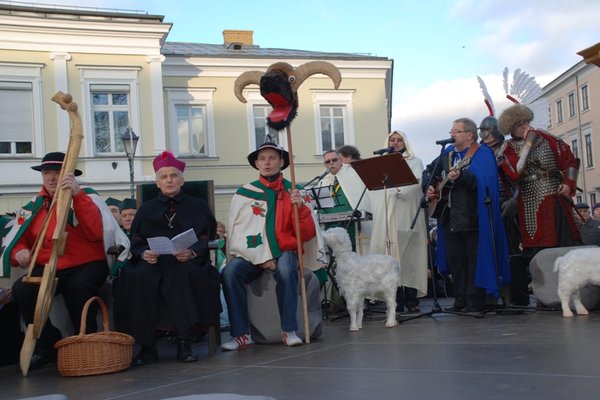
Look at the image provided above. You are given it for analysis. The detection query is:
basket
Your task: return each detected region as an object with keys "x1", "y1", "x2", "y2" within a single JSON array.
[{"x1": 54, "y1": 296, "x2": 134, "y2": 377}]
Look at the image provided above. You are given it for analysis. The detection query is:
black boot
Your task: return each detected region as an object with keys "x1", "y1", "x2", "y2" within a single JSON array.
[
  {"x1": 132, "y1": 342, "x2": 158, "y2": 367},
  {"x1": 177, "y1": 339, "x2": 198, "y2": 362}
]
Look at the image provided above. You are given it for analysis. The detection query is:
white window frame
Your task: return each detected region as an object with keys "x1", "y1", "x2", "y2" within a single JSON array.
[
  {"x1": 79, "y1": 67, "x2": 141, "y2": 157},
  {"x1": 571, "y1": 138, "x2": 579, "y2": 159},
  {"x1": 166, "y1": 88, "x2": 216, "y2": 157},
  {"x1": 585, "y1": 132, "x2": 593, "y2": 168},
  {"x1": 311, "y1": 89, "x2": 355, "y2": 155},
  {"x1": 556, "y1": 99, "x2": 563, "y2": 124},
  {"x1": 568, "y1": 92, "x2": 576, "y2": 118},
  {"x1": 581, "y1": 84, "x2": 589, "y2": 111},
  {"x1": 0, "y1": 63, "x2": 45, "y2": 157},
  {"x1": 241, "y1": 89, "x2": 288, "y2": 153}
]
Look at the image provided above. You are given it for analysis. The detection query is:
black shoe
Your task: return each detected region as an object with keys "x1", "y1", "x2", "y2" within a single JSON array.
[
  {"x1": 407, "y1": 306, "x2": 420, "y2": 313},
  {"x1": 132, "y1": 343, "x2": 158, "y2": 367},
  {"x1": 462, "y1": 306, "x2": 484, "y2": 313},
  {"x1": 177, "y1": 339, "x2": 198, "y2": 363},
  {"x1": 445, "y1": 305, "x2": 464, "y2": 312}
]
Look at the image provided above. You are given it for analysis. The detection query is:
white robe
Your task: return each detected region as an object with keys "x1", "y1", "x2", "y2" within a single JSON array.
[{"x1": 364, "y1": 156, "x2": 428, "y2": 297}]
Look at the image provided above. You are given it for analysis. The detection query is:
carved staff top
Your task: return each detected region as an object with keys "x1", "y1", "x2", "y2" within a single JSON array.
[{"x1": 234, "y1": 61, "x2": 341, "y2": 131}]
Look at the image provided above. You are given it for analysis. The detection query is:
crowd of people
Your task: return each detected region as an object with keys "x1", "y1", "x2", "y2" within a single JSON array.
[{"x1": 0, "y1": 102, "x2": 594, "y2": 371}]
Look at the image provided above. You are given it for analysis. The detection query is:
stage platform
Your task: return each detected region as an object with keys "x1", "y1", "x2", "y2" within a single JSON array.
[{"x1": 3, "y1": 298, "x2": 600, "y2": 400}]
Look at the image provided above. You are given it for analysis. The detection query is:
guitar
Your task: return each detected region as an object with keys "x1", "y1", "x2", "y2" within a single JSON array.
[{"x1": 428, "y1": 155, "x2": 473, "y2": 219}]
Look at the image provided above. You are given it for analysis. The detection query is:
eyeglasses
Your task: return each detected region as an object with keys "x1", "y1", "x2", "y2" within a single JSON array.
[
  {"x1": 324, "y1": 158, "x2": 339, "y2": 164},
  {"x1": 449, "y1": 130, "x2": 471, "y2": 134}
]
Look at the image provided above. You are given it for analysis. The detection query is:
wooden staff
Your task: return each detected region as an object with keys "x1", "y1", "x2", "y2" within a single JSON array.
[
  {"x1": 20, "y1": 92, "x2": 83, "y2": 376},
  {"x1": 285, "y1": 126, "x2": 311, "y2": 344}
]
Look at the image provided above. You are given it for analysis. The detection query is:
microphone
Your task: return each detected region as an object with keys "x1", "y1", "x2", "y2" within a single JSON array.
[
  {"x1": 304, "y1": 169, "x2": 329, "y2": 187},
  {"x1": 317, "y1": 170, "x2": 329, "y2": 180},
  {"x1": 435, "y1": 138, "x2": 456, "y2": 146},
  {"x1": 373, "y1": 146, "x2": 394, "y2": 155}
]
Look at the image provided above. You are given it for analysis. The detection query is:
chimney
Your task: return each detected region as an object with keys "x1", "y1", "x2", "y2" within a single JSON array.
[{"x1": 223, "y1": 30, "x2": 254, "y2": 49}]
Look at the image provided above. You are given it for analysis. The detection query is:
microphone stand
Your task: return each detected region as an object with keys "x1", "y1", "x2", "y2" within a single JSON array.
[
  {"x1": 400, "y1": 142, "x2": 483, "y2": 324},
  {"x1": 305, "y1": 172, "x2": 328, "y2": 188},
  {"x1": 481, "y1": 188, "x2": 532, "y2": 316}
]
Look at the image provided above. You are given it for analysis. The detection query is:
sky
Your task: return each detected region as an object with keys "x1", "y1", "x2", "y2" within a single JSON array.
[{"x1": 10, "y1": 0, "x2": 600, "y2": 163}]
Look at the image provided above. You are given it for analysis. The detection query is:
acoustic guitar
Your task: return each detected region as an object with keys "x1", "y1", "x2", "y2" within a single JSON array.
[{"x1": 428, "y1": 155, "x2": 473, "y2": 219}]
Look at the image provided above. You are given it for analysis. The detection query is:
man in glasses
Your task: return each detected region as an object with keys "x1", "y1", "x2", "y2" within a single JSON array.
[
  {"x1": 316, "y1": 150, "x2": 367, "y2": 251},
  {"x1": 318, "y1": 150, "x2": 343, "y2": 187},
  {"x1": 423, "y1": 118, "x2": 509, "y2": 313}
]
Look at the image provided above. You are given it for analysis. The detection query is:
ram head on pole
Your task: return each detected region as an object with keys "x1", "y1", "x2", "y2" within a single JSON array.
[{"x1": 234, "y1": 61, "x2": 342, "y2": 130}]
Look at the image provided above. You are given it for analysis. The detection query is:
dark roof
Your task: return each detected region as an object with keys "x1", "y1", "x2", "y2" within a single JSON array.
[
  {"x1": 162, "y1": 41, "x2": 389, "y2": 61},
  {"x1": 0, "y1": 3, "x2": 164, "y2": 22}
]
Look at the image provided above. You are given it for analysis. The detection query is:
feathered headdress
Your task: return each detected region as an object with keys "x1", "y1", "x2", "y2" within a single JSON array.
[
  {"x1": 502, "y1": 67, "x2": 549, "y2": 129},
  {"x1": 477, "y1": 75, "x2": 495, "y2": 117}
]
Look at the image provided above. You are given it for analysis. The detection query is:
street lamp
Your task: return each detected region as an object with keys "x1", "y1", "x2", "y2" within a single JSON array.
[{"x1": 121, "y1": 127, "x2": 139, "y2": 199}]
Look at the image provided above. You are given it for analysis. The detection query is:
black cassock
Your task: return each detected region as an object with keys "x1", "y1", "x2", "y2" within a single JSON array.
[{"x1": 113, "y1": 191, "x2": 221, "y2": 345}]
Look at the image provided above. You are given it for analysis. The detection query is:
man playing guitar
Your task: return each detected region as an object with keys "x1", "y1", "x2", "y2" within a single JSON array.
[{"x1": 423, "y1": 118, "x2": 510, "y2": 313}]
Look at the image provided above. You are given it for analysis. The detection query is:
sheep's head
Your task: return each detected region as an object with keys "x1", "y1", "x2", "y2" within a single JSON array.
[{"x1": 234, "y1": 61, "x2": 341, "y2": 131}]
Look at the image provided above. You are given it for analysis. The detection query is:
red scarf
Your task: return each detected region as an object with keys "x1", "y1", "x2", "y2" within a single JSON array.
[{"x1": 258, "y1": 174, "x2": 298, "y2": 251}]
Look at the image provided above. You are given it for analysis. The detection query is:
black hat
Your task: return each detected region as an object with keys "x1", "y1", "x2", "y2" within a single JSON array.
[
  {"x1": 120, "y1": 198, "x2": 137, "y2": 212},
  {"x1": 31, "y1": 152, "x2": 82, "y2": 176},
  {"x1": 105, "y1": 197, "x2": 122, "y2": 208},
  {"x1": 575, "y1": 203, "x2": 590, "y2": 210},
  {"x1": 247, "y1": 142, "x2": 290, "y2": 170}
]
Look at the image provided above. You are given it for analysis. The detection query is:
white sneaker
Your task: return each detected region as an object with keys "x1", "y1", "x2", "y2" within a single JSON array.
[
  {"x1": 221, "y1": 334, "x2": 254, "y2": 351},
  {"x1": 282, "y1": 331, "x2": 302, "y2": 347}
]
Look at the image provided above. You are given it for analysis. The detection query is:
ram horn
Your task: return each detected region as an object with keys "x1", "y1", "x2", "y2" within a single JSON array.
[
  {"x1": 233, "y1": 71, "x2": 264, "y2": 103},
  {"x1": 292, "y1": 61, "x2": 342, "y2": 91},
  {"x1": 265, "y1": 62, "x2": 295, "y2": 75}
]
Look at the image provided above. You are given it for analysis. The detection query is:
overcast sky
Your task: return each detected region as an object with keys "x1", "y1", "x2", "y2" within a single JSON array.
[{"x1": 8, "y1": 0, "x2": 600, "y2": 163}]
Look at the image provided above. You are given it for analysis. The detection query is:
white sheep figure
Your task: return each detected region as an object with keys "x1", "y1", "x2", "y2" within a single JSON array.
[
  {"x1": 554, "y1": 247, "x2": 600, "y2": 317},
  {"x1": 322, "y1": 227, "x2": 400, "y2": 331}
]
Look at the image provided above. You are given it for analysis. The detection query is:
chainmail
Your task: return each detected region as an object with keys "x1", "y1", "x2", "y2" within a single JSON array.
[{"x1": 510, "y1": 135, "x2": 561, "y2": 240}]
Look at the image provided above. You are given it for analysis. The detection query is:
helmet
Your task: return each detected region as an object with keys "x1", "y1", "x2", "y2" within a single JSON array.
[{"x1": 479, "y1": 116, "x2": 504, "y2": 144}]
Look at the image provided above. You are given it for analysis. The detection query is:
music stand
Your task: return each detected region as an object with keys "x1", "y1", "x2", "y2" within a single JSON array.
[{"x1": 352, "y1": 152, "x2": 418, "y2": 255}]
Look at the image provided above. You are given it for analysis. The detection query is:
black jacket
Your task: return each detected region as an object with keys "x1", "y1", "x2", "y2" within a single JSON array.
[{"x1": 422, "y1": 151, "x2": 478, "y2": 232}]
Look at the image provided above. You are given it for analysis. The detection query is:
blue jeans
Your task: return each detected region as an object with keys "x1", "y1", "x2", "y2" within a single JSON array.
[{"x1": 221, "y1": 251, "x2": 299, "y2": 337}]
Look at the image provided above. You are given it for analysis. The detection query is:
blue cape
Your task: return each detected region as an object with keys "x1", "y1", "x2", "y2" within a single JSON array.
[{"x1": 436, "y1": 144, "x2": 510, "y2": 298}]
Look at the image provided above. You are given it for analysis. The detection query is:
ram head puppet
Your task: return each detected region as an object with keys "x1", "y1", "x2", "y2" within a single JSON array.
[{"x1": 234, "y1": 61, "x2": 342, "y2": 130}]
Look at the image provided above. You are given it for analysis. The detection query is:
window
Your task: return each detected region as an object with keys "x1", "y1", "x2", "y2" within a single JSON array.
[
  {"x1": 176, "y1": 105, "x2": 207, "y2": 155},
  {"x1": 0, "y1": 63, "x2": 44, "y2": 157},
  {"x1": 320, "y1": 106, "x2": 345, "y2": 151},
  {"x1": 571, "y1": 139, "x2": 578, "y2": 159},
  {"x1": 590, "y1": 193, "x2": 597, "y2": 207},
  {"x1": 239, "y1": 89, "x2": 287, "y2": 152},
  {"x1": 0, "y1": 81, "x2": 33, "y2": 155},
  {"x1": 547, "y1": 106, "x2": 552, "y2": 128},
  {"x1": 576, "y1": 195, "x2": 583, "y2": 204},
  {"x1": 253, "y1": 105, "x2": 284, "y2": 146},
  {"x1": 312, "y1": 89, "x2": 355, "y2": 154},
  {"x1": 585, "y1": 133, "x2": 593, "y2": 168},
  {"x1": 568, "y1": 93, "x2": 576, "y2": 118},
  {"x1": 581, "y1": 84, "x2": 589, "y2": 111},
  {"x1": 166, "y1": 88, "x2": 215, "y2": 157},
  {"x1": 91, "y1": 85, "x2": 130, "y2": 154},
  {"x1": 556, "y1": 99, "x2": 563, "y2": 124},
  {"x1": 79, "y1": 67, "x2": 141, "y2": 157}
]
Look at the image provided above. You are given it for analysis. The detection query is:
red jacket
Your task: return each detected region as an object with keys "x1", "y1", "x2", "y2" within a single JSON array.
[{"x1": 10, "y1": 187, "x2": 106, "y2": 270}]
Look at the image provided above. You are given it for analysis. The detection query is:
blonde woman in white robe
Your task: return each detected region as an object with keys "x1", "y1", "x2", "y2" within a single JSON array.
[{"x1": 366, "y1": 131, "x2": 428, "y2": 312}]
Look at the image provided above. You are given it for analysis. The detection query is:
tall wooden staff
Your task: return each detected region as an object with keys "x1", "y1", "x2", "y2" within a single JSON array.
[
  {"x1": 234, "y1": 62, "x2": 341, "y2": 343},
  {"x1": 20, "y1": 92, "x2": 83, "y2": 376}
]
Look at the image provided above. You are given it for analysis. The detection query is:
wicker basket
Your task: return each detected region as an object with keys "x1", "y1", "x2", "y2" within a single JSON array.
[{"x1": 54, "y1": 296, "x2": 134, "y2": 377}]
